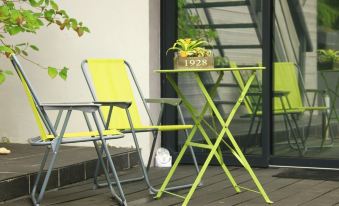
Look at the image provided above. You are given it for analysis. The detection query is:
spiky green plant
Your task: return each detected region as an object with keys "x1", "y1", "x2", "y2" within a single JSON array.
[{"x1": 167, "y1": 38, "x2": 211, "y2": 57}]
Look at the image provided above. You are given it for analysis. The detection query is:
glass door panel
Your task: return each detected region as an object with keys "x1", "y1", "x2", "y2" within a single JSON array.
[
  {"x1": 176, "y1": 0, "x2": 265, "y2": 164},
  {"x1": 272, "y1": 0, "x2": 339, "y2": 160}
]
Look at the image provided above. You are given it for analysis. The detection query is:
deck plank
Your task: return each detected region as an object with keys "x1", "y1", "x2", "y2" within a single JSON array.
[{"x1": 4, "y1": 166, "x2": 339, "y2": 206}]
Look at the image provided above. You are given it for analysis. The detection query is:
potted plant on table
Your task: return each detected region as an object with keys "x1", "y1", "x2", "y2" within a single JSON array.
[
  {"x1": 167, "y1": 38, "x2": 214, "y2": 69},
  {"x1": 317, "y1": 49, "x2": 339, "y2": 70}
]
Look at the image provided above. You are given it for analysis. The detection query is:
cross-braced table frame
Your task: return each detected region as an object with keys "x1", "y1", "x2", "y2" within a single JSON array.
[{"x1": 154, "y1": 67, "x2": 272, "y2": 205}]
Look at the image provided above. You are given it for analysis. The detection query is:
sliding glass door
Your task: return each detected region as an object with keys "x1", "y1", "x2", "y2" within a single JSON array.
[{"x1": 270, "y1": 0, "x2": 339, "y2": 168}]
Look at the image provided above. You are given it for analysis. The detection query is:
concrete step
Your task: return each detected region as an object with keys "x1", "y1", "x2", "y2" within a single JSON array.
[{"x1": 0, "y1": 143, "x2": 139, "y2": 202}]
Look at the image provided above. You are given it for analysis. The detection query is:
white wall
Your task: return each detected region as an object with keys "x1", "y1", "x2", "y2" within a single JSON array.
[{"x1": 0, "y1": 0, "x2": 161, "y2": 163}]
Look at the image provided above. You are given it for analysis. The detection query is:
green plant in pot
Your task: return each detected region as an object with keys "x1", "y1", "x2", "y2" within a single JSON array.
[
  {"x1": 167, "y1": 38, "x2": 214, "y2": 69},
  {"x1": 317, "y1": 49, "x2": 339, "y2": 70}
]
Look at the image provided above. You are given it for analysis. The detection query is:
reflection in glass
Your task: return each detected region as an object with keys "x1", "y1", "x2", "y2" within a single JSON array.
[
  {"x1": 272, "y1": 0, "x2": 339, "y2": 158},
  {"x1": 176, "y1": 0, "x2": 263, "y2": 155}
]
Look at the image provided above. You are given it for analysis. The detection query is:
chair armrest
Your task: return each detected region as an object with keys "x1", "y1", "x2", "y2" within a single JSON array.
[
  {"x1": 40, "y1": 102, "x2": 101, "y2": 113},
  {"x1": 273, "y1": 90, "x2": 290, "y2": 97},
  {"x1": 93, "y1": 101, "x2": 132, "y2": 109},
  {"x1": 145, "y1": 98, "x2": 182, "y2": 106},
  {"x1": 305, "y1": 89, "x2": 327, "y2": 94},
  {"x1": 247, "y1": 92, "x2": 262, "y2": 96}
]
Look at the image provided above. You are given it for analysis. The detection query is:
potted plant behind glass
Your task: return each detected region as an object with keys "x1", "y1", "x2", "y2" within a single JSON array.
[
  {"x1": 317, "y1": 49, "x2": 339, "y2": 70},
  {"x1": 167, "y1": 38, "x2": 214, "y2": 69}
]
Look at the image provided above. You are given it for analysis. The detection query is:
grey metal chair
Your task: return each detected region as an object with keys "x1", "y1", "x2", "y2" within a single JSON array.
[
  {"x1": 10, "y1": 55, "x2": 128, "y2": 206},
  {"x1": 81, "y1": 58, "x2": 201, "y2": 194}
]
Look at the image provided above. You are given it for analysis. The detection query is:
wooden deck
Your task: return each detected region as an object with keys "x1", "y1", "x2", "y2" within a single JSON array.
[{"x1": 4, "y1": 165, "x2": 339, "y2": 206}]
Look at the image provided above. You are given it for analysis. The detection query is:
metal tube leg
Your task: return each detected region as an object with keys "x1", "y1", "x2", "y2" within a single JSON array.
[
  {"x1": 146, "y1": 104, "x2": 163, "y2": 171},
  {"x1": 31, "y1": 147, "x2": 50, "y2": 202},
  {"x1": 92, "y1": 112, "x2": 127, "y2": 205},
  {"x1": 146, "y1": 130, "x2": 159, "y2": 171},
  {"x1": 181, "y1": 126, "x2": 229, "y2": 206},
  {"x1": 82, "y1": 112, "x2": 102, "y2": 188},
  {"x1": 93, "y1": 143, "x2": 105, "y2": 188},
  {"x1": 104, "y1": 142, "x2": 127, "y2": 205},
  {"x1": 156, "y1": 126, "x2": 199, "y2": 199},
  {"x1": 216, "y1": 146, "x2": 241, "y2": 192},
  {"x1": 124, "y1": 109, "x2": 155, "y2": 193},
  {"x1": 93, "y1": 141, "x2": 125, "y2": 204},
  {"x1": 36, "y1": 147, "x2": 59, "y2": 203},
  {"x1": 178, "y1": 105, "x2": 200, "y2": 174},
  {"x1": 225, "y1": 129, "x2": 272, "y2": 204},
  {"x1": 35, "y1": 110, "x2": 72, "y2": 204}
]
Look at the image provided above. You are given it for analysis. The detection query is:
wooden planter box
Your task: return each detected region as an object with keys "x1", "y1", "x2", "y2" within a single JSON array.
[
  {"x1": 174, "y1": 56, "x2": 214, "y2": 69},
  {"x1": 318, "y1": 61, "x2": 337, "y2": 71}
]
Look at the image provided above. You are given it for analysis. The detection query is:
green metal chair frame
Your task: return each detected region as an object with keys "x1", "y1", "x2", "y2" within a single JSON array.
[
  {"x1": 230, "y1": 62, "x2": 333, "y2": 155},
  {"x1": 81, "y1": 59, "x2": 200, "y2": 194},
  {"x1": 10, "y1": 55, "x2": 128, "y2": 206}
]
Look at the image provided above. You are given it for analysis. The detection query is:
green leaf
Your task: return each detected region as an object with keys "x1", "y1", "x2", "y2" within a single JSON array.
[
  {"x1": 29, "y1": 0, "x2": 45, "y2": 7},
  {"x1": 47, "y1": 67, "x2": 58, "y2": 78},
  {"x1": 0, "y1": 46, "x2": 13, "y2": 53},
  {"x1": 50, "y1": 0, "x2": 59, "y2": 10},
  {"x1": 16, "y1": 43, "x2": 27, "y2": 47},
  {"x1": 22, "y1": 50, "x2": 28, "y2": 56},
  {"x1": 59, "y1": 67, "x2": 68, "y2": 80},
  {"x1": 30, "y1": 45, "x2": 39, "y2": 51},
  {"x1": 0, "y1": 6, "x2": 10, "y2": 20},
  {"x1": 44, "y1": 9, "x2": 56, "y2": 22},
  {"x1": 0, "y1": 73, "x2": 5, "y2": 84},
  {"x1": 7, "y1": 26, "x2": 22, "y2": 35},
  {"x1": 69, "y1": 18, "x2": 78, "y2": 30},
  {"x1": 4, "y1": 70, "x2": 13, "y2": 75},
  {"x1": 82, "y1": 27, "x2": 90, "y2": 33}
]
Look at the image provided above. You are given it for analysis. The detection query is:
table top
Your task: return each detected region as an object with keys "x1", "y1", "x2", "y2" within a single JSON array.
[{"x1": 154, "y1": 67, "x2": 265, "y2": 73}]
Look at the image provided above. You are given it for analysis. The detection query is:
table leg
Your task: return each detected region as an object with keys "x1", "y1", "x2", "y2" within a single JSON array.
[
  {"x1": 157, "y1": 71, "x2": 272, "y2": 205},
  {"x1": 195, "y1": 71, "x2": 272, "y2": 204}
]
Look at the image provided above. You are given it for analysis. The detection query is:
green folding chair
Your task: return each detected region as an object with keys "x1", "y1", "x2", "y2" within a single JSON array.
[
  {"x1": 81, "y1": 58, "x2": 200, "y2": 194},
  {"x1": 10, "y1": 55, "x2": 128, "y2": 206},
  {"x1": 230, "y1": 61, "x2": 333, "y2": 155}
]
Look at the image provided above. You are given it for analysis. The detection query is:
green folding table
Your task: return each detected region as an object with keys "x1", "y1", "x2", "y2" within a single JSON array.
[{"x1": 154, "y1": 67, "x2": 272, "y2": 205}]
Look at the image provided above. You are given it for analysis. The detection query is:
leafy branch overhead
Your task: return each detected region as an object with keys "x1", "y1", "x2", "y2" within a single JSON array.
[{"x1": 0, "y1": 0, "x2": 89, "y2": 83}]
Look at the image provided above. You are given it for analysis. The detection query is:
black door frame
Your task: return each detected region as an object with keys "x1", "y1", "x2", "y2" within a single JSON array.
[{"x1": 160, "y1": 0, "x2": 339, "y2": 169}]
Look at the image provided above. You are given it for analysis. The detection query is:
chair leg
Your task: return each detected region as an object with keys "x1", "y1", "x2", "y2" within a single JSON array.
[
  {"x1": 92, "y1": 112, "x2": 127, "y2": 205},
  {"x1": 178, "y1": 105, "x2": 200, "y2": 175},
  {"x1": 31, "y1": 147, "x2": 50, "y2": 205},
  {"x1": 93, "y1": 140, "x2": 127, "y2": 205}
]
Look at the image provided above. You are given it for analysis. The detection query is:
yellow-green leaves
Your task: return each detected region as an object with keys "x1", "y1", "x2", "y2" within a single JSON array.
[
  {"x1": 48, "y1": 66, "x2": 68, "y2": 80},
  {"x1": 30, "y1": 45, "x2": 39, "y2": 51},
  {"x1": 59, "y1": 67, "x2": 68, "y2": 80},
  {"x1": 48, "y1": 67, "x2": 58, "y2": 78},
  {"x1": 29, "y1": 0, "x2": 45, "y2": 7},
  {"x1": 0, "y1": 46, "x2": 13, "y2": 53},
  {"x1": 0, "y1": 0, "x2": 87, "y2": 85},
  {"x1": 0, "y1": 70, "x2": 13, "y2": 85},
  {"x1": 50, "y1": 0, "x2": 59, "y2": 11},
  {"x1": 0, "y1": 73, "x2": 5, "y2": 84},
  {"x1": 167, "y1": 38, "x2": 211, "y2": 57},
  {"x1": 318, "y1": 49, "x2": 339, "y2": 63}
]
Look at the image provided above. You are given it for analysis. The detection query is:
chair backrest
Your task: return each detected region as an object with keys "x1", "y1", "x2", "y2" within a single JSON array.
[
  {"x1": 10, "y1": 55, "x2": 52, "y2": 140},
  {"x1": 230, "y1": 61, "x2": 303, "y2": 113},
  {"x1": 83, "y1": 59, "x2": 146, "y2": 129},
  {"x1": 273, "y1": 62, "x2": 303, "y2": 110}
]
